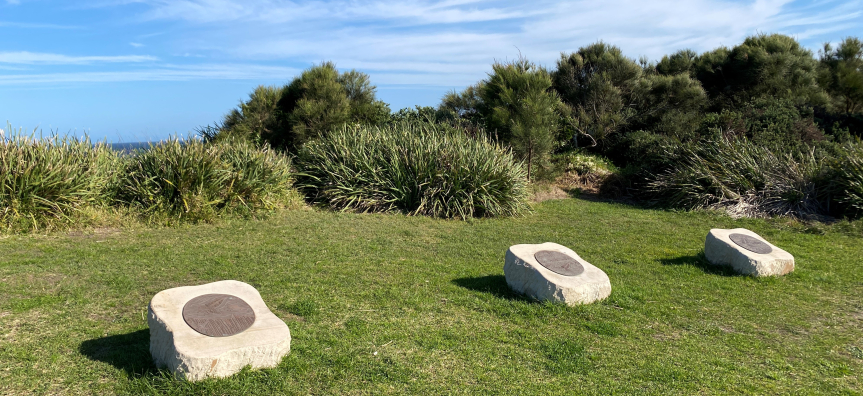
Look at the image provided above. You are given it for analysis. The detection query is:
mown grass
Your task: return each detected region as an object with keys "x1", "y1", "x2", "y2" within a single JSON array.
[{"x1": 0, "y1": 198, "x2": 861, "y2": 395}]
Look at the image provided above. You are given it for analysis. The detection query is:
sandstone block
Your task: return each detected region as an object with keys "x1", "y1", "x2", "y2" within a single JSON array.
[
  {"x1": 148, "y1": 280, "x2": 291, "y2": 381},
  {"x1": 704, "y1": 228, "x2": 794, "y2": 276},
  {"x1": 504, "y1": 242, "x2": 611, "y2": 305}
]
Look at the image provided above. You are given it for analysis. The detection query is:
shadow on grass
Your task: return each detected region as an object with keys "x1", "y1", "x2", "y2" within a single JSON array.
[
  {"x1": 79, "y1": 329, "x2": 158, "y2": 378},
  {"x1": 659, "y1": 252, "x2": 739, "y2": 276},
  {"x1": 451, "y1": 275, "x2": 537, "y2": 302}
]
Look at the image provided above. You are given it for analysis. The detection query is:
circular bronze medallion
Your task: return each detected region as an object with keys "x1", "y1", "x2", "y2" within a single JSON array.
[
  {"x1": 182, "y1": 294, "x2": 256, "y2": 337},
  {"x1": 729, "y1": 233, "x2": 773, "y2": 255},
  {"x1": 534, "y1": 250, "x2": 585, "y2": 276}
]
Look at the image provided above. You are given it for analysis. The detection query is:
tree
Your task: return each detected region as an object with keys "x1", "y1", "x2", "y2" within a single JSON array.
[
  {"x1": 480, "y1": 59, "x2": 562, "y2": 181},
  {"x1": 211, "y1": 62, "x2": 389, "y2": 151},
  {"x1": 655, "y1": 49, "x2": 698, "y2": 77},
  {"x1": 693, "y1": 34, "x2": 828, "y2": 110},
  {"x1": 819, "y1": 37, "x2": 863, "y2": 114},
  {"x1": 206, "y1": 85, "x2": 284, "y2": 144},
  {"x1": 552, "y1": 42, "x2": 642, "y2": 145},
  {"x1": 631, "y1": 73, "x2": 707, "y2": 140}
]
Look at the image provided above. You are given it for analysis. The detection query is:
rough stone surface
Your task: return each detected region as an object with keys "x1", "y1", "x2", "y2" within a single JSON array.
[
  {"x1": 148, "y1": 280, "x2": 291, "y2": 381},
  {"x1": 504, "y1": 242, "x2": 611, "y2": 305},
  {"x1": 704, "y1": 228, "x2": 795, "y2": 276}
]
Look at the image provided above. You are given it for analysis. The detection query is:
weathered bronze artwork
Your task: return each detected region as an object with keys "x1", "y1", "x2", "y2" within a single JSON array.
[
  {"x1": 182, "y1": 294, "x2": 256, "y2": 337},
  {"x1": 729, "y1": 233, "x2": 773, "y2": 255},
  {"x1": 534, "y1": 250, "x2": 585, "y2": 276}
]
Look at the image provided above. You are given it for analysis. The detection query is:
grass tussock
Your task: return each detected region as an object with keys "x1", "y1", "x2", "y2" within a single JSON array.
[
  {"x1": 0, "y1": 126, "x2": 120, "y2": 231},
  {"x1": 646, "y1": 138, "x2": 841, "y2": 218},
  {"x1": 117, "y1": 139, "x2": 294, "y2": 222},
  {"x1": 831, "y1": 143, "x2": 863, "y2": 217},
  {"x1": 296, "y1": 122, "x2": 530, "y2": 219}
]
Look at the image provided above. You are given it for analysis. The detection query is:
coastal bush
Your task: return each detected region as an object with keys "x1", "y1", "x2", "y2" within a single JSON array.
[
  {"x1": 117, "y1": 139, "x2": 292, "y2": 221},
  {"x1": 206, "y1": 63, "x2": 390, "y2": 151},
  {"x1": 646, "y1": 138, "x2": 830, "y2": 218},
  {"x1": 829, "y1": 142, "x2": 863, "y2": 216},
  {"x1": 0, "y1": 126, "x2": 119, "y2": 230},
  {"x1": 295, "y1": 122, "x2": 529, "y2": 219}
]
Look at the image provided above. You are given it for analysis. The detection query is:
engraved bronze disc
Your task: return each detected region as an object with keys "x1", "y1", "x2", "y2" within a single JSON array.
[
  {"x1": 182, "y1": 294, "x2": 255, "y2": 337},
  {"x1": 534, "y1": 250, "x2": 584, "y2": 276},
  {"x1": 729, "y1": 233, "x2": 773, "y2": 255}
]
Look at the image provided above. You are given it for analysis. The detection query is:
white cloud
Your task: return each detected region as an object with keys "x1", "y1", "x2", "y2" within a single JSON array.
[
  {"x1": 5, "y1": 0, "x2": 21, "y2": 5},
  {"x1": 0, "y1": 64, "x2": 300, "y2": 84},
  {"x1": 130, "y1": 42, "x2": 144, "y2": 47},
  {"x1": 11, "y1": 0, "x2": 863, "y2": 90},
  {"x1": 0, "y1": 52, "x2": 157, "y2": 65}
]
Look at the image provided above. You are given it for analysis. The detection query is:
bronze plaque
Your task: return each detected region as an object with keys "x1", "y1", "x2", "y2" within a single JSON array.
[
  {"x1": 182, "y1": 294, "x2": 256, "y2": 337},
  {"x1": 729, "y1": 233, "x2": 773, "y2": 255},
  {"x1": 534, "y1": 250, "x2": 584, "y2": 276}
]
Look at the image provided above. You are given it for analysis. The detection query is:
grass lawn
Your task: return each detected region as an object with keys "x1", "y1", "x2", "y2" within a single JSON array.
[{"x1": 0, "y1": 198, "x2": 861, "y2": 395}]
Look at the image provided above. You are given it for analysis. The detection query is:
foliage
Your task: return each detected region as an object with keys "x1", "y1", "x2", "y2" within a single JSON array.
[
  {"x1": 275, "y1": 62, "x2": 390, "y2": 150},
  {"x1": 647, "y1": 138, "x2": 830, "y2": 218},
  {"x1": 208, "y1": 62, "x2": 389, "y2": 151},
  {"x1": 295, "y1": 121, "x2": 529, "y2": 219},
  {"x1": 630, "y1": 73, "x2": 707, "y2": 140},
  {"x1": 480, "y1": 59, "x2": 562, "y2": 180},
  {"x1": 116, "y1": 139, "x2": 292, "y2": 221},
  {"x1": 553, "y1": 43, "x2": 642, "y2": 144},
  {"x1": 819, "y1": 37, "x2": 863, "y2": 114},
  {"x1": 200, "y1": 85, "x2": 285, "y2": 144},
  {"x1": 693, "y1": 34, "x2": 828, "y2": 110},
  {"x1": 440, "y1": 83, "x2": 486, "y2": 126},
  {"x1": 0, "y1": 124, "x2": 120, "y2": 230},
  {"x1": 828, "y1": 142, "x2": 863, "y2": 216}
]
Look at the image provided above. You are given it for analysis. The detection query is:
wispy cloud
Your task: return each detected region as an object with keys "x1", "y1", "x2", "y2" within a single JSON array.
[
  {"x1": 0, "y1": 52, "x2": 157, "y2": 65},
  {"x1": 7, "y1": 0, "x2": 863, "y2": 89},
  {"x1": 0, "y1": 64, "x2": 300, "y2": 84}
]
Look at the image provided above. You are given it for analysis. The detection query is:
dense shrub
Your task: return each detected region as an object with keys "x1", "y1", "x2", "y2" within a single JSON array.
[
  {"x1": 208, "y1": 62, "x2": 390, "y2": 151},
  {"x1": 117, "y1": 139, "x2": 292, "y2": 221},
  {"x1": 295, "y1": 122, "x2": 529, "y2": 219},
  {"x1": 829, "y1": 142, "x2": 863, "y2": 216},
  {"x1": 480, "y1": 59, "x2": 562, "y2": 180},
  {"x1": 0, "y1": 127, "x2": 119, "y2": 230},
  {"x1": 692, "y1": 34, "x2": 829, "y2": 110},
  {"x1": 647, "y1": 138, "x2": 829, "y2": 218},
  {"x1": 818, "y1": 37, "x2": 863, "y2": 115},
  {"x1": 553, "y1": 43, "x2": 642, "y2": 144},
  {"x1": 203, "y1": 85, "x2": 285, "y2": 144}
]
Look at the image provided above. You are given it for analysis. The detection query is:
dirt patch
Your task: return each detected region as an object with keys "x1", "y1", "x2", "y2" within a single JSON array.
[
  {"x1": 530, "y1": 185, "x2": 570, "y2": 203},
  {"x1": 66, "y1": 227, "x2": 121, "y2": 241},
  {"x1": 4, "y1": 273, "x2": 65, "y2": 290}
]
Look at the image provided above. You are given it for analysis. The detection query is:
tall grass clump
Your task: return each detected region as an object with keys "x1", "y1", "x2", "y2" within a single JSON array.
[
  {"x1": 295, "y1": 122, "x2": 530, "y2": 219},
  {"x1": 117, "y1": 139, "x2": 293, "y2": 221},
  {"x1": 830, "y1": 142, "x2": 863, "y2": 217},
  {"x1": 647, "y1": 138, "x2": 828, "y2": 218},
  {"x1": 0, "y1": 124, "x2": 120, "y2": 230}
]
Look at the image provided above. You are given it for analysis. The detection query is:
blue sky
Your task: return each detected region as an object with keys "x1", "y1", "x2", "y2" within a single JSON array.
[{"x1": 1, "y1": 0, "x2": 862, "y2": 142}]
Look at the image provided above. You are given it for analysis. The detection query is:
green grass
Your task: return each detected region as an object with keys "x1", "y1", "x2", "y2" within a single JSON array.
[{"x1": 0, "y1": 198, "x2": 861, "y2": 395}]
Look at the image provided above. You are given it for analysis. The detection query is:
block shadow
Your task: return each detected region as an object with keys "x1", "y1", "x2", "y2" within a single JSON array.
[
  {"x1": 79, "y1": 328, "x2": 158, "y2": 377},
  {"x1": 658, "y1": 251, "x2": 740, "y2": 276},
  {"x1": 451, "y1": 275, "x2": 538, "y2": 302}
]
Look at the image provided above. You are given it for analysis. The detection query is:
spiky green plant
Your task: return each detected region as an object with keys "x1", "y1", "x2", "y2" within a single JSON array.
[
  {"x1": 117, "y1": 138, "x2": 293, "y2": 221},
  {"x1": 831, "y1": 142, "x2": 863, "y2": 216},
  {"x1": 0, "y1": 123, "x2": 120, "y2": 230},
  {"x1": 647, "y1": 138, "x2": 828, "y2": 217},
  {"x1": 295, "y1": 121, "x2": 529, "y2": 219}
]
